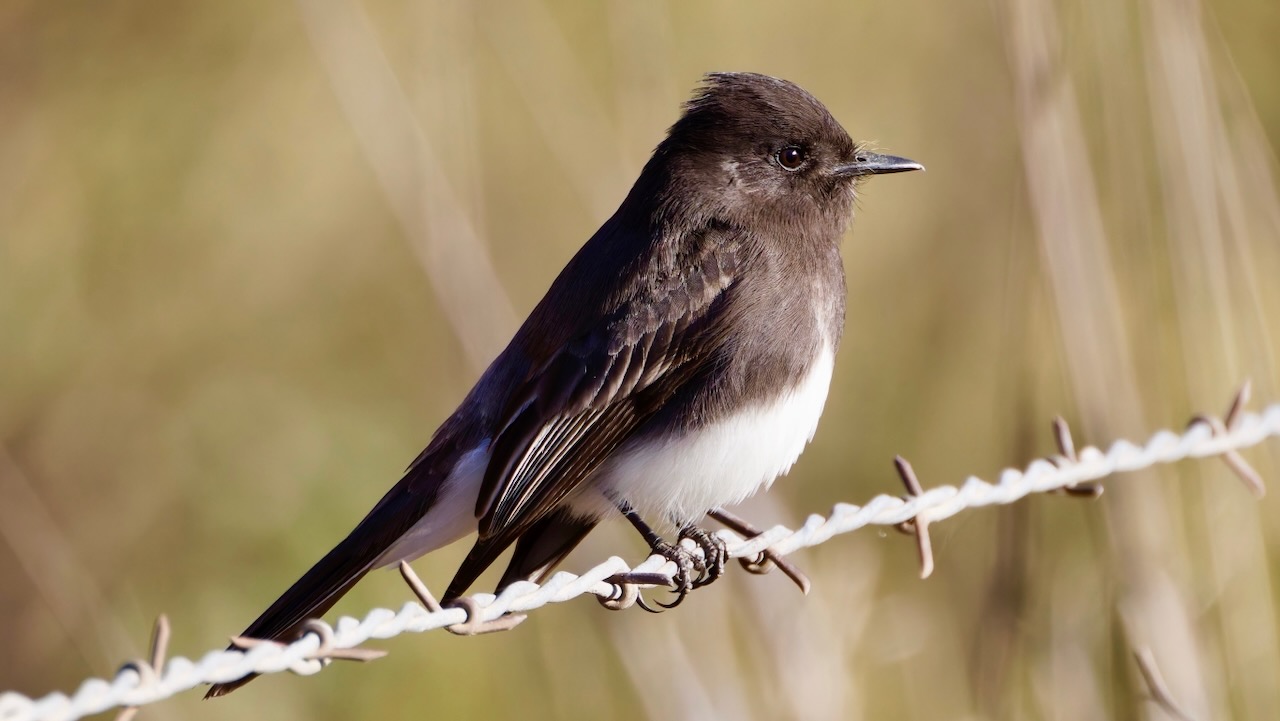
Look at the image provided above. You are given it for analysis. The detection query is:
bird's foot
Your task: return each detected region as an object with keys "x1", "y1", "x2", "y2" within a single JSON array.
[
  {"x1": 680, "y1": 524, "x2": 727, "y2": 589},
  {"x1": 638, "y1": 539, "x2": 701, "y2": 613}
]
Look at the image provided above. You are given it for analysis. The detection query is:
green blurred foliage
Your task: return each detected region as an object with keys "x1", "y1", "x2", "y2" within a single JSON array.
[{"x1": 2, "y1": 0, "x2": 1279, "y2": 719}]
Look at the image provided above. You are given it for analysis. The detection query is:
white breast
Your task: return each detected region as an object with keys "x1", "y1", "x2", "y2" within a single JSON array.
[
  {"x1": 582, "y1": 345, "x2": 835, "y2": 526},
  {"x1": 379, "y1": 345, "x2": 836, "y2": 563}
]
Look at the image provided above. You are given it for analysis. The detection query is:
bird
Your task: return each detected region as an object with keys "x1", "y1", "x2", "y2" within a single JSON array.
[{"x1": 206, "y1": 71, "x2": 921, "y2": 697}]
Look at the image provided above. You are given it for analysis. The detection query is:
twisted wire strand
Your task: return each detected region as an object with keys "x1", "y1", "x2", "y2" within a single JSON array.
[{"x1": 3, "y1": 399, "x2": 1278, "y2": 721}]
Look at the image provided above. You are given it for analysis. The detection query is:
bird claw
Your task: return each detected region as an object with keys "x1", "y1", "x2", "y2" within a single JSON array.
[
  {"x1": 679, "y1": 525, "x2": 728, "y2": 589},
  {"x1": 639, "y1": 539, "x2": 700, "y2": 612}
]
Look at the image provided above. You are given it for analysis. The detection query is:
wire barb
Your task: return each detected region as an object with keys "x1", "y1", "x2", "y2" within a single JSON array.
[
  {"x1": 892, "y1": 456, "x2": 935, "y2": 579},
  {"x1": 599, "y1": 572, "x2": 649, "y2": 611},
  {"x1": 113, "y1": 614, "x2": 169, "y2": 721},
  {"x1": 708, "y1": 508, "x2": 811, "y2": 595},
  {"x1": 397, "y1": 561, "x2": 527, "y2": 635},
  {"x1": 2, "y1": 386, "x2": 1276, "y2": 721},
  {"x1": 1049, "y1": 416, "x2": 1104, "y2": 497},
  {"x1": 231, "y1": 618, "x2": 387, "y2": 663},
  {"x1": 1187, "y1": 380, "x2": 1265, "y2": 497}
]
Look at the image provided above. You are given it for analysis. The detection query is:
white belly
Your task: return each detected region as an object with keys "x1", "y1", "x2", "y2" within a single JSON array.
[
  {"x1": 378, "y1": 345, "x2": 835, "y2": 562},
  {"x1": 581, "y1": 345, "x2": 835, "y2": 526}
]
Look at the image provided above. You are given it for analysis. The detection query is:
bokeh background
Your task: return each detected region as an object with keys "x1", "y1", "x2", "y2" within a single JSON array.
[{"x1": 3, "y1": 0, "x2": 1279, "y2": 718}]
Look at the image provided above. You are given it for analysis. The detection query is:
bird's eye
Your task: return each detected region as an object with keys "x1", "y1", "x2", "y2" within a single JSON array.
[{"x1": 777, "y1": 145, "x2": 806, "y2": 171}]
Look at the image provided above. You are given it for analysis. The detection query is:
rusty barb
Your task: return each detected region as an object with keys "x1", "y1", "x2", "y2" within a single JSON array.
[
  {"x1": 397, "y1": 562, "x2": 527, "y2": 636},
  {"x1": 1188, "y1": 380, "x2": 1265, "y2": 497},
  {"x1": 113, "y1": 615, "x2": 170, "y2": 721},
  {"x1": 230, "y1": 619, "x2": 387, "y2": 663},
  {"x1": 1048, "y1": 416, "x2": 1105, "y2": 498},
  {"x1": 892, "y1": 456, "x2": 935, "y2": 580}
]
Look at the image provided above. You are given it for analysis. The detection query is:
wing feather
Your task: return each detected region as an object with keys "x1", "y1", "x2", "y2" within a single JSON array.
[{"x1": 456, "y1": 222, "x2": 744, "y2": 593}]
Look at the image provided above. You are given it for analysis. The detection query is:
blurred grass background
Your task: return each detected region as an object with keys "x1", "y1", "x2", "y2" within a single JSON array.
[{"x1": 2, "y1": 0, "x2": 1279, "y2": 718}]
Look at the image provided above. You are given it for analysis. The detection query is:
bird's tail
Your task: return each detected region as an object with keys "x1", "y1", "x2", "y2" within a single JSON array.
[
  {"x1": 203, "y1": 468, "x2": 447, "y2": 698},
  {"x1": 203, "y1": 536, "x2": 378, "y2": 698}
]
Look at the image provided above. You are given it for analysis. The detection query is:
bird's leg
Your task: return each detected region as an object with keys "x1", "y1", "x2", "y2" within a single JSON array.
[
  {"x1": 678, "y1": 524, "x2": 728, "y2": 590},
  {"x1": 617, "y1": 502, "x2": 700, "y2": 611}
]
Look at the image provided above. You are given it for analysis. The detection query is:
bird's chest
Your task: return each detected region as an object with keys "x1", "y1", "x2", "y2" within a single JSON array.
[{"x1": 591, "y1": 344, "x2": 835, "y2": 526}]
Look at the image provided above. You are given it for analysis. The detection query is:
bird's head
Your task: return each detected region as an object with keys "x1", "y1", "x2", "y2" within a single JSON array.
[{"x1": 643, "y1": 72, "x2": 922, "y2": 236}]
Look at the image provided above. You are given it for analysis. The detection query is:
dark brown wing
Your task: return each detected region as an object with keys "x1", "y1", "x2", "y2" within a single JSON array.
[{"x1": 443, "y1": 225, "x2": 744, "y2": 599}]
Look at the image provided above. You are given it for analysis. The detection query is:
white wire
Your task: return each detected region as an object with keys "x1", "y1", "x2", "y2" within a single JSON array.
[{"x1": 3, "y1": 403, "x2": 1278, "y2": 721}]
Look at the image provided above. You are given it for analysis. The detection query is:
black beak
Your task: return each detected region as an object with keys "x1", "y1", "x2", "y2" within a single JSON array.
[{"x1": 832, "y1": 152, "x2": 924, "y2": 178}]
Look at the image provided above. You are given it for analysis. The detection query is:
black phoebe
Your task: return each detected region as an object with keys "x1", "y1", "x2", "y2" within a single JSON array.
[{"x1": 206, "y1": 72, "x2": 920, "y2": 697}]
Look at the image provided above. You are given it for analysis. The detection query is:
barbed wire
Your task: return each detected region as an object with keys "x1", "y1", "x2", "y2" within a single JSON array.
[{"x1": 2, "y1": 385, "x2": 1276, "y2": 721}]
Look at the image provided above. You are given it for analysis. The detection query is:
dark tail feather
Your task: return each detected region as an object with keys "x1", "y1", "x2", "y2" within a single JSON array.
[
  {"x1": 203, "y1": 483, "x2": 442, "y2": 698},
  {"x1": 443, "y1": 510, "x2": 596, "y2": 602},
  {"x1": 497, "y1": 512, "x2": 596, "y2": 590},
  {"x1": 204, "y1": 439, "x2": 464, "y2": 698},
  {"x1": 204, "y1": 538, "x2": 378, "y2": 698}
]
